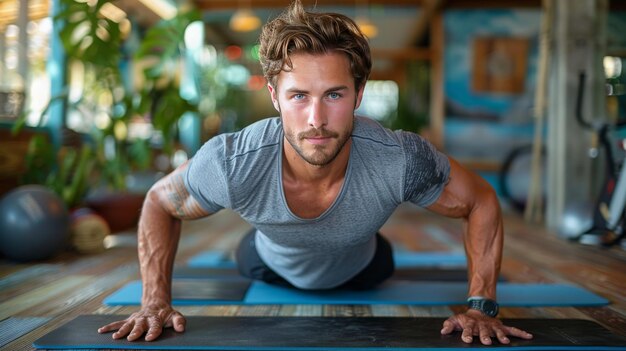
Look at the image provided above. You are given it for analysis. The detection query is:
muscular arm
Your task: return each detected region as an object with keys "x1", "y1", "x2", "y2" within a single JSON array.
[
  {"x1": 139, "y1": 160, "x2": 211, "y2": 307},
  {"x1": 99, "y1": 160, "x2": 211, "y2": 341},
  {"x1": 426, "y1": 157, "x2": 502, "y2": 300},
  {"x1": 428, "y1": 157, "x2": 531, "y2": 345}
]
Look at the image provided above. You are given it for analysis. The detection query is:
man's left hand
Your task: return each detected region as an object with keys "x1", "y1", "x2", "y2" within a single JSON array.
[{"x1": 440, "y1": 310, "x2": 533, "y2": 345}]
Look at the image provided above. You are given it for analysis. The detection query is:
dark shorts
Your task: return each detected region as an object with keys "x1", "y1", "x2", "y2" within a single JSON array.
[{"x1": 235, "y1": 229, "x2": 395, "y2": 290}]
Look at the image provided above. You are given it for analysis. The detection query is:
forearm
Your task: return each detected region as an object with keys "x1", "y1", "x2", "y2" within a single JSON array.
[
  {"x1": 138, "y1": 190, "x2": 181, "y2": 307},
  {"x1": 464, "y1": 189, "x2": 503, "y2": 300},
  {"x1": 134, "y1": 161, "x2": 210, "y2": 307}
]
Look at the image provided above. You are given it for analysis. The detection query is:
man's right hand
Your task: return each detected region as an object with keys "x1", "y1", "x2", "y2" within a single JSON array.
[{"x1": 97, "y1": 305, "x2": 186, "y2": 341}]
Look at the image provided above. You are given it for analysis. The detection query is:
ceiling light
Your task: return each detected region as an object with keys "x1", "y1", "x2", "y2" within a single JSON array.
[
  {"x1": 356, "y1": 17, "x2": 378, "y2": 38},
  {"x1": 604, "y1": 56, "x2": 622, "y2": 79},
  {"x1": 230, "y1": 8, "x2": 261, "y2": 32}
]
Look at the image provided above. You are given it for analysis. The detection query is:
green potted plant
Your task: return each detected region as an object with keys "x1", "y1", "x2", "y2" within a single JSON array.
[{"x1": 13, "y1": 0, "x2": 200, "y2": 232}]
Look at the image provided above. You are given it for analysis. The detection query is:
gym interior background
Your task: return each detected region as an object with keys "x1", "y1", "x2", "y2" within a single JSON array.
[{"x1": 0, "y1": 0, "x2": 625, "y2": 350}]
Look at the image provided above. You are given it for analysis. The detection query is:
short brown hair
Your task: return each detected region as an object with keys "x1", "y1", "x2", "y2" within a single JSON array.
[{"x1": 259, "y1": 0, "x2": 372, "y2": 89}]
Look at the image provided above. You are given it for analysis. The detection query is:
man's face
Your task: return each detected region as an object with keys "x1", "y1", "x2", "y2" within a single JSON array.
[{"x1": 268, "y1": 52, "x2": 364, "y2": 167}]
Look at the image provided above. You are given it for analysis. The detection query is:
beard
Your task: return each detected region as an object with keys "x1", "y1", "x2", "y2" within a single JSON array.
[
  {"x1": 284, "y1": 126, "x2": 352, "y2": 166},
  {"x1": 280, "y1": 112, "x2": 353, "y2": 167}
]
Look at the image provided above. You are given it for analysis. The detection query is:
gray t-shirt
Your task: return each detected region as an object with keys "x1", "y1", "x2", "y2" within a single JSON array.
[{"x1": 184, "y1": 116, "x2": 450, "y2": 289}]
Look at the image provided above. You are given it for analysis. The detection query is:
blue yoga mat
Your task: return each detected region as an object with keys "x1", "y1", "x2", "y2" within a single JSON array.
[
  {"x1": 187, "y1": 250, "x2": 467, "y2": 268},
  {"x1": 104, "y1": 280, "x2": 609, "y2": 307},
  {"x1": 393, "y1": 251, "x2": 466, "y2": 268},
  {"x1": 187, "y1": 250, "x2": 237, "y2": 268},
  {"x1": 245, "y1": 281, "x2": 608, "y2": 306}
]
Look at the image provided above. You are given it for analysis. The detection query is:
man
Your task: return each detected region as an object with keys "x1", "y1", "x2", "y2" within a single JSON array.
[{"x1": 99, "y1": 0, "x2": 533, "y2": 345}]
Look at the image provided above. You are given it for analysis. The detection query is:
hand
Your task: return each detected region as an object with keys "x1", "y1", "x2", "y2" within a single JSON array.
[
  {"x1": 441, "y1": 310, "x2": 533, "y2": 345},
  {"x1": 97, "y1": 304, "x2": 186, "y2": 341}
]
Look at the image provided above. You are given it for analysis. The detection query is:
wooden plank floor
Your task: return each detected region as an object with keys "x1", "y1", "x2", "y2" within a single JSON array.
[{"x1": 1, "y1": 204, "x2": 626, "y2": 350}]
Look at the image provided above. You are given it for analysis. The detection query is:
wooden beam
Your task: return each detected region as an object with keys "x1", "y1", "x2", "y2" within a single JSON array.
[
  {"x1": 381, "y1": 0, "x2": 440, "y2": 91},
  {"x1": 610, "y1": 1, "x2": 626, "y2": 11},
  {"x1": 369, "y1": 70, "x2": 395, "y2": 81},
  {"x1": 607, "y1": 49, "x2": 626, "y2": 57},
  {"x1": 205, "y1": 23, "x2": 241, "y2": 47},
  {"x1": 366, "y1": 51, "x2": 427, "y2": 81},
  {"x1": 193, "y1": 0, "x2": 544, "y2": 10},
  {"x1": 0, "y1": 0, "x2": 49, "y2": 30},
  {"x1": 194, "y1": 0, "x2": 425, "y2": 11},
  {"x1": 112, "y1": 0, "x2": 161, "y2": 28},
  {"x1": 445, "y1": 0, "x2": 541, "y2": 8},
  {"x1": 406, "y1": 0, "x2": 446, "y2": 47}
]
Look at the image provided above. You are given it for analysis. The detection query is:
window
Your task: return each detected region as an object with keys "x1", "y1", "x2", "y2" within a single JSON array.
[
  {"x1": 0, "y1": 0, "x2": 52, "y2": 126},
  {"x1": 356, "y1": 80, "x2": 399, "y2": 121}
]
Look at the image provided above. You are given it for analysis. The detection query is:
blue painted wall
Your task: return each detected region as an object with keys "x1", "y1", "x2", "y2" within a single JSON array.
[
  {"x1": 441, "y1": 9, "x2": 626, "y2": 200},
  {"x1": 443, "y1": 9, "x2": 542, "y2": 164}
]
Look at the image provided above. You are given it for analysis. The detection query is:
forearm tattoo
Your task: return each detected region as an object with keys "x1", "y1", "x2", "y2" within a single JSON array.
[{"x1": 159, "y1": 165, "x2": 208, "y2": 219}]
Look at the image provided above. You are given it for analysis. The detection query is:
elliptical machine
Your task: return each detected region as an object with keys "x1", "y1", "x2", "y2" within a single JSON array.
[{"x1": 571, "y1": 71, "x2": 626, "y2": 247}]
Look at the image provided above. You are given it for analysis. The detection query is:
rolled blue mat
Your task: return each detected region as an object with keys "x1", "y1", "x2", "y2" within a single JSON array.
[
  {"x1": 244, "y1": 281, "x2": 609, "y2": 306},
  {"x1": 393, "y1": 251, "x2": 466, "y2": 268},
  {"x1": 186, "y1": 250, "x2": 467, "y2": 269},
  {"x1": 187, "y1": 250, "x2": 237, "y2": 269},
  {"x1": 104, "y1": 280, "x2": 609, "y2": 307}
]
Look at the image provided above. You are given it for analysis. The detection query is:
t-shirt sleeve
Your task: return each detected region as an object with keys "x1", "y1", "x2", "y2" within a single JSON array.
[
  {"x1": 399, "y1": 131, "x2": 451, "y2": 207},
  {"x1": 183, "y1": 136, "x2": 231, "y2": 213}
]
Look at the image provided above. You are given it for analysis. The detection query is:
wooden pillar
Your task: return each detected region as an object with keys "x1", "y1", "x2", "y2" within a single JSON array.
[
  {"x1": 429, "y1": 13, "x2": 445, "y2": 150},
  {"x1": 546, "y1": 0, "x2": 607, "y2": 234},
  {"x1": 17, "y1": 0, "x2": 28, "y2": 86},
  {"x1": 0, "y1": 29, "x2": 5, "y2": 84}
]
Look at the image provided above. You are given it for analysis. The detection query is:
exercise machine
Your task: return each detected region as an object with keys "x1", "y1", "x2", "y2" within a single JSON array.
[{"x1": 570, "y1": 71, "x2": 626, "y2": 247}]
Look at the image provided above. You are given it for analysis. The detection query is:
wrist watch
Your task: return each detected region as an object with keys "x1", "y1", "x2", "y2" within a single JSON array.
[{"x1": 467, "y1": 297, "x2": 499, "y2": 317}]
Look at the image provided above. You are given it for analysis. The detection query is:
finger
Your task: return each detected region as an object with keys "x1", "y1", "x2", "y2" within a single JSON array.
[
  {"x1": 478, "y1": 324, "x2": 492, "y2": 345},
  {"x1": 112, "y1": 321, "x2": 134, "y2": 340},
  {"x1": 495, "y1": 328, "x2": 510, "y2": 344},
  {"x1": 461, "y1": 321, "x2": 475, "y2": 344},
  {"x1": 504, "y1": 326, "x2": 534, "y2": 340},
  {"x1": 127, "y1": 319, "x2": 148, "y2": 342},
  {"x1": 172, "y1": 314, "x2": 186, "y2": 333},
  {"x1": 98, "y1": 321, "x2": 126, "y2": 334},
  {"x1": 441, "y1": 320, "x2": 455, "y2": 335},
  {"x1": 143, "y1": 315, "x2": 164, "y2": 342}
]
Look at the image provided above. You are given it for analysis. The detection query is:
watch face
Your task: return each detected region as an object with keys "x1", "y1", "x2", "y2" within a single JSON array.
[
  {"x1": 482, "y1": 299, "x2": 499, "y2": 317},
  {"x1": 468, "y1": 298, "x2": 499, "y2": 317}
]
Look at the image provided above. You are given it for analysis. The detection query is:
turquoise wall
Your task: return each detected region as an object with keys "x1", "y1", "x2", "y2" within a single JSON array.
[{"x1": 443, "y1": 9, "x2": 541, "y2": 164}]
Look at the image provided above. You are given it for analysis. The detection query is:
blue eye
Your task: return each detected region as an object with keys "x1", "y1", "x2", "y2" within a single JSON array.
[
  {"x1": 293, "y1": 94, "x2": 305, "y2": 100},
  {"x1": 328, "y1": 92, "x2": 341, "y2": 99}
]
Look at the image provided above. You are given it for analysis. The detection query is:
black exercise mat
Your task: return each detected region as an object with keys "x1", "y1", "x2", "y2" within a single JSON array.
[
  {"x1": 171, "y1": 278, "x2": 250, "y2": 300},
  {"x1": 173, "y1": 266, "x2": 242, "y2": 278},
  {"x1": 33, "y1": 315, "x2": 626, "y2": 350},
  {"x1": 104, "y1": 278, "x2": 252, "y2": 305}
]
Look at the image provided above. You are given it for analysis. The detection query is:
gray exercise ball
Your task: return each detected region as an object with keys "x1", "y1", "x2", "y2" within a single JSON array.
[{"x1": 0, "y1": 185, "x2": 70, "y2": 261}]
